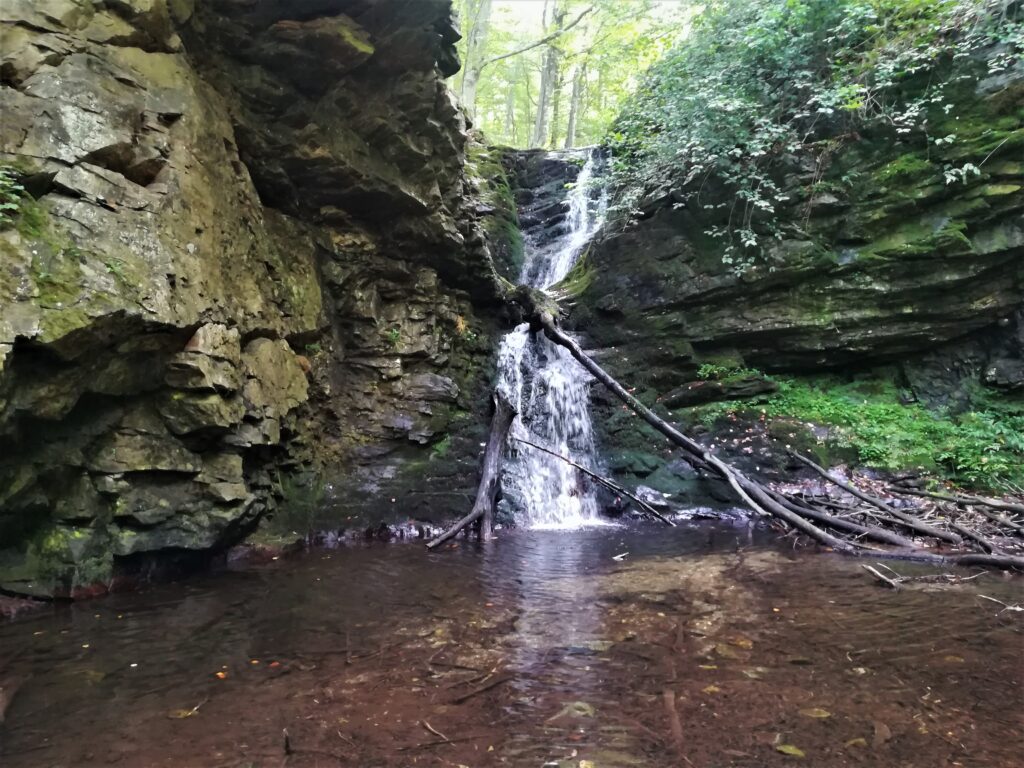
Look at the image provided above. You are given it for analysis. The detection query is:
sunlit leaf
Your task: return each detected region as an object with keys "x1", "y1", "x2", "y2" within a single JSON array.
[
  {"x1": 776, "y1": 744, "x2": 805, "y2": 757},
  {"x1": 799, "y1": 707, "x2": 832, "y2": 719}
]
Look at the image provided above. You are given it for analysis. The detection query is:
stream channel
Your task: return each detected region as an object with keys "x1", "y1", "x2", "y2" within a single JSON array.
[
  {"x1": 0, "y1": 525, "x2": 1021, "y2": 767},
  {"x1": 1, "y1": 152, "x2": 1021, "y2": 767}
]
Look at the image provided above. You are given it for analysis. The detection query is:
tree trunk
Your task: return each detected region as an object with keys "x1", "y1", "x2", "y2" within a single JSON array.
[
  {"x1": 426, "y1": 393, "x2": 515, "y2": 548},
  {"x1": 504, "y1": 75, "x2": 517, "y2": 141},
  {"x1": 548, "y1": 63, "x2": 564, "y2": 148},
  {"x1": 459, "y1": 0, "x2": 493, "y2": 118},
  {"x1": 531, "y1": 1, "x2": 562, "y2": 148},
  {"x1": 564, "y1": 65, "x2": 585, "y2": 148}
]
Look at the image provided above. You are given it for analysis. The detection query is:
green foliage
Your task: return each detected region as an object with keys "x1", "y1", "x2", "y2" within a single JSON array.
[
  {"x1": 699, "y1": 376, "x2": 1024, "y2": 489},
  {"x1": 454, "y1": 0, "x2": 685, "y2": 148},
  {"x1": 104, "y1": 258, "x2": 127, "y2": 281},
  {"x1": 696, "y1": 362, "x2": 762, "y2": 381},
  {"x1": 608, "y1": 0, "x2": 1022, "y2": 272},
  {"x1": 0, "y1": 166, "x2": 25, "y2": 229},
  {"x1": 385, "y1": 327, "x2": 401, "y2": 347}
]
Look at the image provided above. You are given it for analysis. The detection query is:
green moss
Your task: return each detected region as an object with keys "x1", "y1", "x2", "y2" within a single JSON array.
[
  {"x1": 875, "y1": 153, "x2": 934, "y2": 182},
  {"x1": 334, "y1": 18, "x2": 374, "y2": 55},
  {"x1": 429, "y1": 435, "x2": 452, "y2": 459},
  {"x1": 856, "y1": 217, "x2": 973, "y2": 261},
  {"x1": 553, "y1": 247, "x2": 595, "y2": 298},
  {"x1": 695, "y1": 376, "x2": 1024, "y2": 491},
  {"x1": 466, "y1": 142, "x2": 524, "y2": 278}
]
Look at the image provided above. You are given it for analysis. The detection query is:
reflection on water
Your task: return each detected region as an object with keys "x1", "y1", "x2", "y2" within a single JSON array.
[{"x1": 1, "y1": 523, "x2": 1021, "y2": 767}]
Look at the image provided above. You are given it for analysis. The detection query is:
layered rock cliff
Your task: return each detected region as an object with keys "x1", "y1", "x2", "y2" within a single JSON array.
[
  {"x1": 571, "y1": 52, "x2": 1023, "y2": 502},
  {"x1": 0, "y1": 0, "x2": 504, "y2": 596}
]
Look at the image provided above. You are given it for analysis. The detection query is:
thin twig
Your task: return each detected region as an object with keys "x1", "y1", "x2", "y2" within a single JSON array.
[{"x1": 862, "y1": 564, "x2": 901, "y2": 590}]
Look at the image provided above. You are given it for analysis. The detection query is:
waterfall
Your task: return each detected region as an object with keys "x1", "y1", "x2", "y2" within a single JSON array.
[{"x1": 496, "y1": 150, "x2": 609, "y2": 529}]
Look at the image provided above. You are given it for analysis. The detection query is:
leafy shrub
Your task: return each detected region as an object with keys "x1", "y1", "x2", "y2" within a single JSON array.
[
  {"x1": 607, "y1": 0, "x2": 1022, "y2": 273},
  {"x1": 696, "y1": 362, "x2": 763, "y2": 381},
  {"x1": 0, "y1": 166, "x2": 25, "y2": 229}
]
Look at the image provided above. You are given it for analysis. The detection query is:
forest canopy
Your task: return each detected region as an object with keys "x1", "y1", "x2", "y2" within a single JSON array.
[
  {"x1": 451, "y1": 0, "x2": 688, "y2": 148},
  {"x1": 607, "y1": 0, "x2": 1022, "y2": 264}
]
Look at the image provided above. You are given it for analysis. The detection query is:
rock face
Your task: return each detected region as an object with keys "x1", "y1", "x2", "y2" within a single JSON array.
[
  {"x1": 0, "y1": 0, "x2": 503, "y2": 596},
  {"x1": 570, "y1": 56, "x2": 1022, "y2": 503},
  {"x1": 578, "y1": 66, "x2": 1022, "y2": 377}
]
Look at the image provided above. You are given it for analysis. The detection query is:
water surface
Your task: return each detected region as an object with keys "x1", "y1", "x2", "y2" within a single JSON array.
[{"x1": 1, "y1": 523, "x2": 1021, "y2": 767}]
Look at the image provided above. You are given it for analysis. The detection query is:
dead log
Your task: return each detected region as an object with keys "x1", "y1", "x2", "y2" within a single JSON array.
[
  {"x1": 536, "y1": 311, "x2": 716, "y2": 470},
  {"x1": 973, "y1": 508, "x2": 1024, "y2": 538},
  {"x1": 426, "y1": 393, "x2": 515, "y2": 549},
  {"x1": 788, "y1": 451, "x2": 963, "y2": 546},
  {"x1": 739, "y1": 481, "x2": 860, "y2": 553},
  {"x1": 512, "y1": 436, "x2": 675, "y2": 526}
]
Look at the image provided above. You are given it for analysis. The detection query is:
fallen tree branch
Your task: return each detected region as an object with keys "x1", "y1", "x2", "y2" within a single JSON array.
[
  {"x1": 512, "y1": 436, "x2": 675, "y2": 526},
  {"x1": 740, "y1": 482, "x2": 859, "y2": 553},
  {"x1": 788, "y1": 451, "x2": 963, "y2": 545},
  {"x1": 862, "y1": 564, "x2": 901, "y2": 590},
  {"x1": 948, "y1": 521, "x2": 997, "y2": 554},
  {"x1": 520, "y1": 304, "x2": 1024, "y2": 570},
  {"x1": 534, "y1": 311, "x2": 859, "y2": 553},
  {"x1": 765, "y1": 490, "x2": 917, "y2": 548},
  {"x1": 448, "y1": 673, "x2": 514, "y2": 704},
  {"x1": 426, "y1": 393, "x2": 515, "y2": 549},
  {"x1": 888, "y1": 487, "x2": 1024, "y2": 516}
]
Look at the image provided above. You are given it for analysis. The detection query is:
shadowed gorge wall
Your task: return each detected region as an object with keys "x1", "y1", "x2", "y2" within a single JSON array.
[{"x1": 0, "y1": 0, "x2": 507, "y2": 596}]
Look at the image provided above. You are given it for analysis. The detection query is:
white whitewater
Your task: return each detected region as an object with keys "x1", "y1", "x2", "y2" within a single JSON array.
[{"x1": 497, "y1": 151, "x2": 609, "y2": 529}]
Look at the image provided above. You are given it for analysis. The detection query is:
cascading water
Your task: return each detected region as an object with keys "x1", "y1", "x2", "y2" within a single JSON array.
[{"x1": 496, "y1": 150, "x2": 609, "y2": 529}]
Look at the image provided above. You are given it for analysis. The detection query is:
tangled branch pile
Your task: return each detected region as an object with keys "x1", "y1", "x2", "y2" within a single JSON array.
[{"x1": 534, "y1": 307, "x2": 1024, "y2": 571}]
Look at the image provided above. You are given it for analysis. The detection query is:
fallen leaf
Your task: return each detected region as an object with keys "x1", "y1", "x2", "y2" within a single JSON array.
[
  {"x1": 844, "y1": 737, "x2": 867, "y2": 749},
  {"x1": 742, "y1": 667, "x2": 768, "y2": 679},
  {"x1": 799, "y1": 707, "x2": 832, "y2": 719},
  {"x1": 730, "y1": 636, "x2": 753, "y2": 649},
  {"x1": 698, "y1": 664, "x2": 718, "y2": 670},
  {"x1": 168, "y1": 709, "x2": 196, "y2": 719},
  {"x1": 872, "y1": 720, "x2": 892, "y2": 747},
  {"x1": 775, "y1": 744, "x2": 805, "y2": 757},
  {"x1": 715, "y1": 643, "x2": 740, "y2": 659},
  {"x1": 215, "y1": 671, "x2": 227, "y2": 679},
  {"x1": 702, "y1": 685, "x2": 721, "y2": 693}
]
